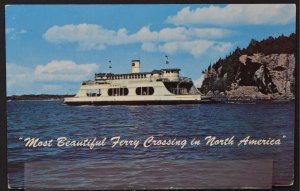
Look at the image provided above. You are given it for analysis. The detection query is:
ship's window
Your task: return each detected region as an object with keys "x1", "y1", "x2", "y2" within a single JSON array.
[
  {"x1": 108, "y1": 88, "x2": 129, "y2": 96},
  {"x1": 136, "y1": 87, "x2": 141, "y2": 95},
  {"x1": 135, "y1": 87, "x2": 154, "y2": 96},
  {"x1": 149, "y1": 87, "x2": 154, "y2": 95},
  {"x1": 124, "y1": 88, "x2": 129, "y2": 95},
  {"x1": 87, "y1": 89, "x2": 101, "y2": 97}
]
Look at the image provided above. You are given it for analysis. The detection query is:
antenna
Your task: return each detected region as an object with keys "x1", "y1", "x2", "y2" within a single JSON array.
[
  {"x1": 165, "y1": 55, "x2": 169, "y2": 65},
  {"x1": 108, "y1": 60, "x2": 112, "y2": 72},
  {"x1": 105, "y1": 60, "x2": 112, "y2": 79}
]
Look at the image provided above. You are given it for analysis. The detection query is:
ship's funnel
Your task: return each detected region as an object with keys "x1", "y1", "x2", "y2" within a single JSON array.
[{"x1": 131, "y1": 60, "x2": 140, "y2": 73}]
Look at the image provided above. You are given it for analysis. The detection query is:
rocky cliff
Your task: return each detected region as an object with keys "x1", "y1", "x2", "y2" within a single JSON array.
[{"x1": 200, "y1": 33, "x2": 296, "y2": 100}]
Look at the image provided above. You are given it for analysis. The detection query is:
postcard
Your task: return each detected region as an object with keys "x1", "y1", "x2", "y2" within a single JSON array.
[{"x1": 4, "y1": 3, "x2": 298, "y2": 190}]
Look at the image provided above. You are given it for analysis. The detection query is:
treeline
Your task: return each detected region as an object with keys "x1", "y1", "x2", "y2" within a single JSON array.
[
  {"x1": 246, "y1": 33, "x2": 296, "y2": 55},
  {"x1": 7, "y1": 94, "x2": 75, "y2": 101},
  {"x1": 200, "y1": 33, "x2": 296, "y2": 94}
]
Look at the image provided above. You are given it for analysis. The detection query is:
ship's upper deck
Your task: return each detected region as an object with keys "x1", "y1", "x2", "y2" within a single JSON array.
[
  {"x1": 95, "y1": 68, "x2": 180, "y2": 80},
  {"x1": 93, "y1": 59, "x2": 182, "y2": 83}
]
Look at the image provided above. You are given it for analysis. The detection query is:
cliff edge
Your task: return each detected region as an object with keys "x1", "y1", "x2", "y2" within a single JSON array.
[{"x1": 200, "y1": 33, "x2": 296, "y2": 101}]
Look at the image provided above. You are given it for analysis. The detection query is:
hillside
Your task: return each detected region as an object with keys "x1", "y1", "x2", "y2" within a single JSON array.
[{"x1": 200, "y1": 33, "x2": 296, "y2": 100}]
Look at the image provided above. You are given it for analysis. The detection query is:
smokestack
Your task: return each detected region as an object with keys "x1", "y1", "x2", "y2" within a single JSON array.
[{"x1": 131, "y1": 60, "x2": 140, "y2": 73}]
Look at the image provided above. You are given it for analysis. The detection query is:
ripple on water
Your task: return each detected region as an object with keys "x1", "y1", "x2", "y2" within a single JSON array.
[{"x1": 7, "y1": 101, "x2": 295, "y2": 188}]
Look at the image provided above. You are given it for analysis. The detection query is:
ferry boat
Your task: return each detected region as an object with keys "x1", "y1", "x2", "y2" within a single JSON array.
[{"x1": 64, "y1": 60, "x2": 202, "y2": 105}]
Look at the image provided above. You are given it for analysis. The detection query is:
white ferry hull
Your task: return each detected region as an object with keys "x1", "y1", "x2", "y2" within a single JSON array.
[{"x1": 64, "y1": 95, "x2": 204, "y2": 105}]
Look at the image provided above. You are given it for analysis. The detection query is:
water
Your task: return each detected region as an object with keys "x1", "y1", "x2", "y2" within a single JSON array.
[{"x1": 7, "y1": 101, "x2": 294, "y2": 189}]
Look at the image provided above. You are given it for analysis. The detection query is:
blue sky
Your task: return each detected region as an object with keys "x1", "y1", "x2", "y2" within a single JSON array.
[{"x1": 6, "y1": 4, "x2": 296, "y2": 95}]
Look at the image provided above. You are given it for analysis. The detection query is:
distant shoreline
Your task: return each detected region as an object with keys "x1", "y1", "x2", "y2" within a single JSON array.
[{"x1": 7, "y1": 94, "x2": 75, "y2": 101}]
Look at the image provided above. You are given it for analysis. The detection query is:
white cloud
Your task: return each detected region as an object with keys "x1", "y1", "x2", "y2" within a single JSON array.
[
  {"x1": 141, "y1": 42, "x2": 156, "y2": 52},
  {"x1": 34, "y1": 60, "x2": 99, "y2": 82},
  {"x1": 194, "y1": 75, "x2": 205, "y2": 88},
  {"x1": 6, "y1": 28, "x2": 15, "y2": 34},
  {"x1": 43, "y1": 23, "x2": 129, "y2": 50},
  {"x1": 43, "y1": 23, "x2": 232, "y2": 57},
  {"x1": 152, "y1": 40, "x2": 232, "y2": 57},
  {"x1": 167, "y1": 4, "x2": 296, "y2": 26},
  {"x1": 213, "y1": 42, "x2": 233, "y2": 52},
  {"x1": 20, "y1": 29, "x2": 27, "y2": 34},
  {"x1": 7, "y1": 60, "x2": 99, "y2": 95},
  {"x1": 6, "y1": 63, "x2": 34, "y2": 88},
  {"x1": 6, "y1": 27, "x2": 27, "y2": 39}
]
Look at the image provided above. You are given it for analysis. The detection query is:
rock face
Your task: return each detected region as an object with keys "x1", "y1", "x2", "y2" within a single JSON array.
[
  {"x1": 227, "y1": 54, "x2": 294, "y2": 100},
  {"x1": 200, "y1": 33, "x2": 296, "y2": 100},
  {"x1": 202, "y1": 53, "x2": 295, "y2": 100}
]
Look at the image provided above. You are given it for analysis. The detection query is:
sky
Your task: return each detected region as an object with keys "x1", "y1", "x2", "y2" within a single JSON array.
[{"x1": 5, "y1": 4, "x2": 296, "y2": 95}]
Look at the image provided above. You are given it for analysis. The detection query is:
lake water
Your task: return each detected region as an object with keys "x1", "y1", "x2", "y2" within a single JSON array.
[{"x1": 7, "y1": 101, "x2": 295, "y2": 189}]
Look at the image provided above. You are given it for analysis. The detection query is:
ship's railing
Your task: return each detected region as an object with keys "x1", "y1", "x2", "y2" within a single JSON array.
[
  {"x1": 82, "y1": 80, "x2": 109, "y2": 85},
  {"x1": 82, "y1": 80, "x2": 95, "y2": 85},
  {"x1": 179, "y1": 76, "x2": 192, "y2": 82}
]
